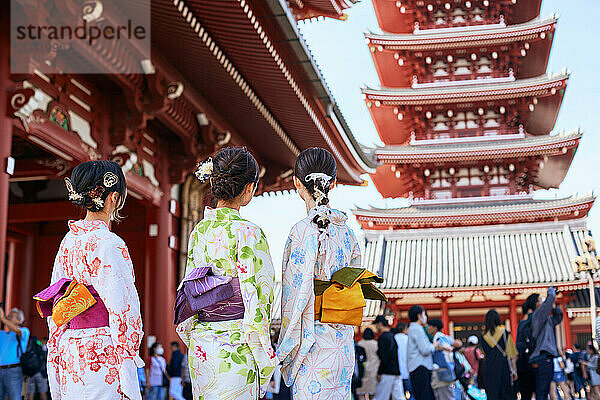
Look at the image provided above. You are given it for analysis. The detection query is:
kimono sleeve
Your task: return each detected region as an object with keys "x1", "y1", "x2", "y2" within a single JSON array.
[
  {"x1": 46, "y1": 238, "x2": 68, "y2": 400},
  {"x1": 176, "y1": 226, "x2": 202, "y2": 347},
  {"x1": 276, "y1": 223, "x2": 318, "y2": 386},
  {"x1": 236, "y1": 223, "x2": 277, "y2": 396},
  {"x1": 90, "y1": 236, "x2": 144, "y2": 399}
]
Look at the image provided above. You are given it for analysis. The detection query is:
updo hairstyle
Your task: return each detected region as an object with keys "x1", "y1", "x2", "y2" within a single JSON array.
[
  {"x1": 210, "y1": 147, "x2": 258, "y2": 201},
  {"x1": 294, "y1": 147, "x2": 337, "y2": 229},
  {"x1": 66, "y1": 160, "x2": 127, "y2": 219}
]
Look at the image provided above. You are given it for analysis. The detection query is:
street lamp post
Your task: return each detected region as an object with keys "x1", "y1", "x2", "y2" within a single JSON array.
[{"x1": 574, "y1": 236, "x2": 600, "y2": 346}]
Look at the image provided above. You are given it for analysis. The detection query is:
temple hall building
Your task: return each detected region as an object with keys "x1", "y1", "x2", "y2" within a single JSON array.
[
  {"x1": 355, "y1": 0, "x2": 596, "y2": 347},
  {"x1": 0, "y1": 0, "x2": 372, "y2": 353}
]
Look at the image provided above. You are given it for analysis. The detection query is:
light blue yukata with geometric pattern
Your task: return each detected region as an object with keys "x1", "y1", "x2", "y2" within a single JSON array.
[{"x1": 277, "y1": 206, "x2": 361, "y2": 399}]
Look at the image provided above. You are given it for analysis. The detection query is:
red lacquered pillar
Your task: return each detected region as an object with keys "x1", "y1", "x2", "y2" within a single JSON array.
[
  {"x1": 0, "y1": 1, "x2": 14, "y2": 300},
  {"x1": 509, "y1": 295, "x2": 518, "y2": 342}
]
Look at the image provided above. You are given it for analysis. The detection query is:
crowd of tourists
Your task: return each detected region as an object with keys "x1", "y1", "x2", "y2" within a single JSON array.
[
  {"x1": 0, "y1": 146, "x2": 599, "y2": 400},
  {"x1": 350, "y1": 286, "x2": 600, "y2": 400}
]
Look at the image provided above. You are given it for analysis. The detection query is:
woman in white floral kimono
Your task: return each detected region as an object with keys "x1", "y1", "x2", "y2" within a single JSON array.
[
  {"x1": 277, "y1": 148, "x2": 363, "y2": 399},
  {"x1": 35, "y1": 161, "x2": 144, "y2": 400},
  {"x1": 176, "y1": 147, "x2": 277, "y2": 400}
]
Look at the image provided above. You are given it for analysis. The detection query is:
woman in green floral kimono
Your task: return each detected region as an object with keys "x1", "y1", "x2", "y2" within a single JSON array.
[{"x1": 176, "y1": 147, "x2": 277, "y2": 400}]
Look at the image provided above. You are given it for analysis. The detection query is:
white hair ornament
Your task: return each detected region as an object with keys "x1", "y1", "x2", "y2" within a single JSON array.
[
  {"x1": 195, "y1": 158, "x2": 213, "y2": 182},
  {"x1": 305, "y1": 173, "x2": 333, "y2": 205}
]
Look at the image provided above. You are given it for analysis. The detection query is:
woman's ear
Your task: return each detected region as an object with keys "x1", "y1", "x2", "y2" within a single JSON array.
[
  {"x1": 246, "y1": 182, "x2": 255, "y2": 196},
  {"x1": 293, "y1": 176, "x2": 302, "y2": 190}
]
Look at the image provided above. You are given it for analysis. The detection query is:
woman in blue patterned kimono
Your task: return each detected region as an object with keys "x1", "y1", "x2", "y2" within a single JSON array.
[{"x1": 277, "y1": 147, "x2": 361, "y2": 399}]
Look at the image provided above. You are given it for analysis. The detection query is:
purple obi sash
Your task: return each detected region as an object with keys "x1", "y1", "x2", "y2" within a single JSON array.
[
  {"x1": 174, "y1": 267, "x2": 245, "y2": 324},
  {"x1": 34, "y1": 278, "x2": 109, "y2": 329}
]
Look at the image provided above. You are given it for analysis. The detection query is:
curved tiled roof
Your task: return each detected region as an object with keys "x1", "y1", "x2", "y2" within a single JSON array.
[
  {"x1": 363, "y1": 73, "x2": 568, "y2": 104},
  {"x1": 365, "y1": 17, "x2": 557, "y2": 50},
  {"x1": 148, "y1": 0, "x2": 372, "y2": 186},
  {"x1": 374, "y1": 130, "x2": 581, "y2": 163},
  {"x1": 361, "y1": 219, "x2": 593, "y2": 292},
  {"x1": 355, "y1": 194, "x2": 595, "y2": 223}
]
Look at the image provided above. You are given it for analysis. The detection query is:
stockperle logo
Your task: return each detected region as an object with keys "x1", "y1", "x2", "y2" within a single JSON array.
[{"x1": 10, "y1": 0, "x2": 151, "y2": 74}]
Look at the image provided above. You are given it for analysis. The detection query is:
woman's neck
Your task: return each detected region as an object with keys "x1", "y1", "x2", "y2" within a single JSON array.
[
  {"x1": 304, "y1": 197, "x2": 316, "y2": 214},
  {"x1": 84, "y1": 211, "x2": 110, "y2": 227},
  {"x1": 217, "y1": 200, "x2": 240, "y2": 211}
]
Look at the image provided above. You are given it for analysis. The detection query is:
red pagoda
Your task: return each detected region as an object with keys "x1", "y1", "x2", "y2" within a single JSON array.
[{"x1": 355, "y1": 0, "x2": 596, "y2": 346}]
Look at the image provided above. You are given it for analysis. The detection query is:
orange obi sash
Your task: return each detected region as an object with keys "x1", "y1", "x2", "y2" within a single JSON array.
[
  {"x1": 34, "y1": 278, "x2": 108, "y2": 329},
  {"x1": 314, "y1": 267, "x2": 387, "y2": 326}
]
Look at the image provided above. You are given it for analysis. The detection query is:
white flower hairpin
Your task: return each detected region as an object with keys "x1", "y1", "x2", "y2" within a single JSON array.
[
  {"x1": 305, "y1": 173, "x2": 332, "y2": 184},
  {"x1": 305, "y1": 173, "x2": 333, "y2": 204},
  {"x1": 195, "y1": 158, "x2": 213, "y2": 182},
  {"x1": 64, "y1": 177, "x2": 83, "y2": 201}
]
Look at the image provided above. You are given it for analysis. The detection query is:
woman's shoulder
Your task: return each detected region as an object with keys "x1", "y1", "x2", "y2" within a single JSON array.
[
  {"x1": 71, "y1": 228, "x2": 126, "y2": 251},
  {"x1": 287, "y1": 216, "x2": 320, "y2": 241},
  {"x1": 104, "y1": 230, "x2": 126, "y2": 247},
  {"x1": 232, "y1": 216, "x2": 262, "y2": 231},
  {"x1": 232, "y1": 218, "x2": 266, "y2": 241}
]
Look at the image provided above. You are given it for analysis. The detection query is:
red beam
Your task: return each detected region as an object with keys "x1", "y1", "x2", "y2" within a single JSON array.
[
  {"x1": 441, "y1": 298, "x2": 449, "y2": 334},
  {"x1": 393, "y1": 300, "x2": 514, "y2": 311},
  {"x1": 8, "y1": 201, "x2": 81, "y2": 224},
  {"x1": 562, "y1": 297, "x2": 573, "y2": 349},
  {"x1": 509, "y1": 295, "x2": 518, "y2": 339}
]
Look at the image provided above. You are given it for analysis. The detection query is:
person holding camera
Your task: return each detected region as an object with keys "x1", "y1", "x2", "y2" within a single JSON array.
[
  {"x1": 0, "y1": 306, "x2": 30, "y2": 400},
  {"x1": 528, "y1": 287, "x2": 563, "y2": 400}
]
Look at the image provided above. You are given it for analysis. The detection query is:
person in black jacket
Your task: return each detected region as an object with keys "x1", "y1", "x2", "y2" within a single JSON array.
[
  {"x1": 374, "y1": 315, "x2": 403, "y2": 400},
  {"x1": 167, "y1": 342, "x2": 185, "y2": 400},
  {"x1": 516, "y1": 299, "x2": 536, "y2": 400},
  {"x1": 353, "y1": 341, "x2": 367, "y2": 400}
]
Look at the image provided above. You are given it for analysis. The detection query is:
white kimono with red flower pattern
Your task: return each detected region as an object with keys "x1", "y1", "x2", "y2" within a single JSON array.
[{"x1": 46, "y1": 220, "x2": 144, "y2": 400}]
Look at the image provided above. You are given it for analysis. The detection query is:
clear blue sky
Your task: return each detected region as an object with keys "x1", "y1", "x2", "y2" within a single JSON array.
[{"x1": 243, "y1": 0, "x2": 600, "y2": 279}]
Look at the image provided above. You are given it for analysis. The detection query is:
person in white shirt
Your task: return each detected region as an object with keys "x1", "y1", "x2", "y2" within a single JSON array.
[{"x1": 395, "y1": 322, "x2": 415, "y2": 400}]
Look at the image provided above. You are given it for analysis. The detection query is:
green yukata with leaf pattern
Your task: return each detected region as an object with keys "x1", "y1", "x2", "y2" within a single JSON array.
[{"x1": 176, "y1": 207, "x2": 277, "y2": 400}]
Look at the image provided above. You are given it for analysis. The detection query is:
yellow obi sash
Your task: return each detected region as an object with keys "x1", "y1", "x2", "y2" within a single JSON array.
[
  {"x1": 33, "y1": 278, "x2": 99, "y2": 328},
  {"x1": 314, "y1": 267, "x2": 387, "y2": 326}
]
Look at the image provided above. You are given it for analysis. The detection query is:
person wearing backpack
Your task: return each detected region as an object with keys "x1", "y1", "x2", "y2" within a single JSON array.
[
  {"x1": 0, "y1": 306, "x2": 30, "y2": 400},
  {"x1": 428, "y1": 319, "x2": 460, "y2": 400},
  {"x1": 463, "y1": 336, "x2": 483, "y2": 385},
  {"x1": 529, "y1": 287, "x2": 563, "y2": 400},
  {"x1": 24, "y1": 336, "x2": 48, "y2": 400},
  {"x1": 516, "y1": 298, "x2": 537, "y2": 400},
  {"x1": 480, "y1": 310, "x2": 517, "y2": 400}
]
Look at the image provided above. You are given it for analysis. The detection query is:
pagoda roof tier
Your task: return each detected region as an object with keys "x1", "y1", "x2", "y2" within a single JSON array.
[
  {"x1": 375, "y1": 130, "x2": 580, "y2": 163},
  {"x1": 371, "y1": 131, "x2": 580, "y2": 198},
  {"x1": 289, "y1": 0, "x2": 357, "y2": 20},
  {"x1": 360, "y1": 218, "x2": 592, "y2": 296},
  {"x1": 364, "y1": 74, "x2": 568, "y2": 145},
  {"x1": 366, "y1": 17, "x2": 556, "y2": 87},
  {"x1": 354, "y1": 194, "x2": 595, "y2": 230},
  {"x1": 372, "y1": 0, "x2": 543, "y2": 34}
]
